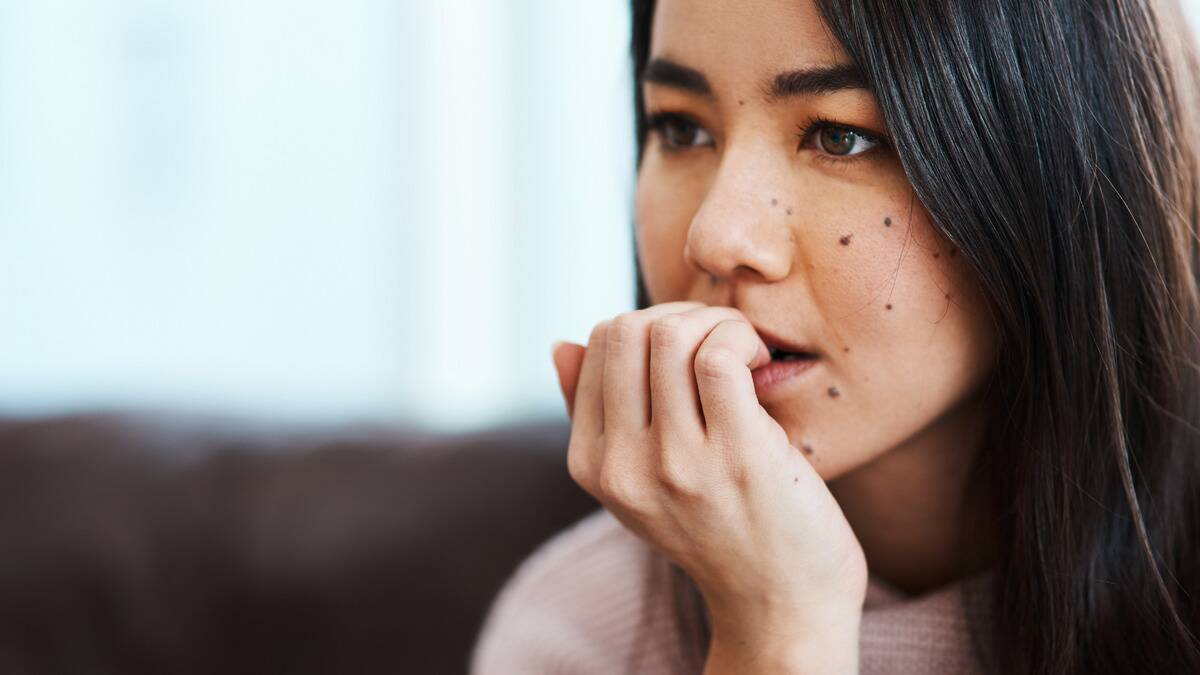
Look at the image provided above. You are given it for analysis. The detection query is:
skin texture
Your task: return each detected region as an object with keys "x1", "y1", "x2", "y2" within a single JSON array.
[{"x1": 552, "y1": 0, "x2": 1000, "y2": 669}]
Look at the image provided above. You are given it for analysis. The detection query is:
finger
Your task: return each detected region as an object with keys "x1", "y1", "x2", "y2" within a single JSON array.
[
  {"x1": 602, "y1": 302, "x2": 707, "y2": 433},
  {"x1": 566, "y1": 321, "x2": 610, "y2": 494},
  {"x1": 552, "y1": 341, "x2": 586, "y2": 418},
  {"x1": 694, "y1": 318, "x2": 771, "y2": 444},
  {"x1": 572, "y1": 321, "x2": 610, "y2": 441},
  {"x1": 648, "y1": 306, "x2": 763, "y2": 438}
]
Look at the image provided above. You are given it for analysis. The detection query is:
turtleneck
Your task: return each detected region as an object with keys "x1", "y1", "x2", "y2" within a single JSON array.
[{"x1": 471, "y1": 508, "x2": 996, "y2": 675}]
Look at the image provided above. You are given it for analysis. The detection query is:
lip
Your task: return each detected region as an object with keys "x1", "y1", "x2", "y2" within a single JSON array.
[
  {"x1": 752, "y1": 356, "x2": 820, "y2": 399},
  {"x1": 751, "y1": 324, "x2": 819, "y2": 358}
]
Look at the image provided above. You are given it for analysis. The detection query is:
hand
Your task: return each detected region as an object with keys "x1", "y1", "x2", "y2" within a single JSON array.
[{"x1": 552, "y1": 302, "x2": 867, "y2": 672}]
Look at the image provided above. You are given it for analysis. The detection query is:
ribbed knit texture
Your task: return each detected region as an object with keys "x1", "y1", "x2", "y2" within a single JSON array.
[{"x1": 471, "y1": 507, "x2": 996, "y2": 674}]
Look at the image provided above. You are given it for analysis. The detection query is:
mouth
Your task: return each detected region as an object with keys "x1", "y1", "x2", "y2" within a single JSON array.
[
  {"x1": 753, "y1": 340, "x2": 821, "y2": 398},
  {"x1": 754, "y1": 326, "x2": 820, "y2": 364},
  {"x1": 766, "y1": 345, "x2": 819, "y2": 362}
]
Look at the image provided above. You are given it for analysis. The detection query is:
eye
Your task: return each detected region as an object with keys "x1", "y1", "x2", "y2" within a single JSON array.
[
  {"x1": 796, "y1": 119, "x2": 887, "y2": 160},
  {"x1": 647, "y1": 112, "x2": 714, "y2": 151},
  {"x1": 818, "y1": 127, "x2": 876, "y2": 156}
]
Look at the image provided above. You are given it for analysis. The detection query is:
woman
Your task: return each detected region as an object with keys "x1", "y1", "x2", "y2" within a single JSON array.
[{"x1": 473, "y1": 0, "x2": 1200, "y2": 673}]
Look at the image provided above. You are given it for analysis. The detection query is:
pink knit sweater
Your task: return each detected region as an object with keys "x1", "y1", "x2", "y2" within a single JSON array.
[{"x1": 471, "y1": 507, "x2": 996, "y2": 674}]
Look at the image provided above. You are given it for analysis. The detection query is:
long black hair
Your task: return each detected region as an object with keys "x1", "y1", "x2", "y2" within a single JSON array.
[{"x1": 630, "y1": 1, "x2": 1200, "y2": 673}]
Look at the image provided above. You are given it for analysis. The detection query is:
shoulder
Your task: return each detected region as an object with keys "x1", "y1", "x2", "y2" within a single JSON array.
[{"x1": 469, "y1": 508, "x2": 686, "y2": 674}]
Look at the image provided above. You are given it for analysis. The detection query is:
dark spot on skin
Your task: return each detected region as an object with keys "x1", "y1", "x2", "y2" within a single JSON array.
[
  {"x1": 886, "y1": 303, "x2": 893, "y2": 310},
  {"x1": 801, "y1": 443, "x2": 814, "y2": 455},
  {"x1": 839, "y1": 234, "x2": 853, "y2": 246},
  {"x1": 739, "y1": 99, "x2": 745, "y2": 106},
  {"x1": 771, "y1": 198, "x2": 778, "y2": 206},
  {"x1": 827, "y1": 386, "x2": 840, "y2": 398},
  {"x1": 884, "y1": 217, "x2": 892, "y2": 226},
  {"x1": 945, "y1": 292, "x2": 951, "y2": 299},
  {"x1": 794, "y1": 476, "x2": 799, "y2": 482},
  {"x1": 842, "y1": 346, "x2": 850, "y2": 353},
  {"x1": 786, "y1": 208, "x2": 792, "y2": 215},
  {"x1": 933, "y1": 252, "x2": 940, "y2": 258}
]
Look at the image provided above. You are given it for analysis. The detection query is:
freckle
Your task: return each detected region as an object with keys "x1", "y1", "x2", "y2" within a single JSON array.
[
  {"x1": 842, "y1": 346, "x2": 850, "y2": 353},
  {"x1": 944, "y1": 292, "x2": 951, "y2": 299},
  {"x1": 794, "y1": 476, "x2": 799, "y2": 482},
  {"x1": 884, "y1": 217, "x2": 892, "y2": 226},
  {"x1": 839, "y1": 234, "x2": 853, "y2": 246},
  {"x1": 786, "y1": 208, "x2": 793, "y2": 215},
  {"x1": 739, "y1": 99, "x2": 745, "y2": 106},
  {"x1": 933, "y1": 252, "x2": 940, "y2": 258},
  {"x1": 886, "y1": 303, "x2": 893, "y2": 310},
  {"x1": 771, "y1": 198, "x2": 778, "y2": 206},
  {"x1": 801, "y1": 443, "x2": 815, "y2": 455},
  {"x1": 827, "y1": 386, "x2": 840, "y2": 398}
]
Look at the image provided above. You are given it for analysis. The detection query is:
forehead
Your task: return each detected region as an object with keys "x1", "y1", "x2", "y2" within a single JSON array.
[{"x1": 650, "y1": 0, "x2": 848, "y2": 82}]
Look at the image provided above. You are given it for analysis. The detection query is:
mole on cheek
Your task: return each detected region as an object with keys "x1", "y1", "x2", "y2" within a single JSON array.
[
  {"x1": 886, "y1": 303, "x2": 893, "y2": 310},
  {"x1": 884, "y1": 217, "x2": 892, "y2": 227},
  {"x1": 842, "y1": 346, "x2": 850, "y2": 353},
  {"x1": 786, "y1": 207, "x2": 793, "y2": 215},
  {"x1": 933, "y1": 252, "x2": 941, "y2": 258},
  {"x1": 739, "y1": 99, "x2": 746, "y2": 106},
  {"x1": 839, "y1": 234, "x2": 853, "y2": 246},
  {"x1": 827, "y1": 386, "x2": 840, "y2": 398},
  {"x1": 801, "y1": 443, "x2": 815, "y2": 455},
  {"x1": 771, "y1": 198, "x2": 778, "y2": 206}
]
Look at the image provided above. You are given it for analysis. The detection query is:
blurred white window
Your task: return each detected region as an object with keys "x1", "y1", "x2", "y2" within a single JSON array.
[{"x1": 0, "y1": 0, "x2": 635, "y2": 431}]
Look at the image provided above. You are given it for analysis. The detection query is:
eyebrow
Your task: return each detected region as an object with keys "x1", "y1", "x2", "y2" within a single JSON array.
[
  {"x1": 641, "y1": 57, "x2": 868, "y2": 100},
  {"x1": 768, "y1": 64, "x2": 867, "y2": 98}
]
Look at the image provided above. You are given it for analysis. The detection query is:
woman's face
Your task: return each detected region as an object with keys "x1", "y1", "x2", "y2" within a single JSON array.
[{"x1": 636, "y1": 0, "x2": 996, "y2": 480}]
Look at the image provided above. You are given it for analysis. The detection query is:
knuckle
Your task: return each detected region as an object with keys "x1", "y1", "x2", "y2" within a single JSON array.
[
  {"x1": 598, "y1": 463, "x2": 643, "y2": 507},
  {"x1": 587, "y1": 320, "x2": 611, "y2": 348},
  {"x1": 649, "y1": 314, "x2": 689, "y2": 350},
  {"x1": 723, "y1": 453, "x2": 751, "y2": 489},
  {"x1": 606, "y1": 314, "x2": 643, "y2": 352},
  {"x1": 566, "y1": 446, "x2": 593, "y2": 491},
  {"x1": 716, "y1": 317, "x2": 751, "y2": 335},
  {"x1": 656, "y1": 451, "x2": 704, "y2": 499},
  {"x1": 694, "y1": 346, "x2": 737, "y2": 380}
]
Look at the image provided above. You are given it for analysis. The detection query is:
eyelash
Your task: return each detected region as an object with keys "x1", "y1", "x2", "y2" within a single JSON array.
[
  {"x1": 645, "y1": 110, "x2": 891, "y2": 166},
  {"x1": 794, "y1": 116, "x2": 891, "y2": 166}
]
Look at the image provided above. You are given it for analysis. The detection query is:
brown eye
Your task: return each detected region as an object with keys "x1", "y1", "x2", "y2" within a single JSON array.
[
  {"x1": 797, "y1": 121, "x2": 885, "y2": 160},
  {"x1": 819, "y1": 127, "x2": 861, "y2": 155},
  {"x1": 665, "y1": 118, "x2": 699, "y2": 146},
  {"x1": 648, "y1": 113, "x2": 713, "y2": 150}
]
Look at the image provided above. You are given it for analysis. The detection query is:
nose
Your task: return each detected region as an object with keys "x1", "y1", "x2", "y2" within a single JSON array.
[{"x1": 683, "y1": 147, "x2": 795, "y2": 285}]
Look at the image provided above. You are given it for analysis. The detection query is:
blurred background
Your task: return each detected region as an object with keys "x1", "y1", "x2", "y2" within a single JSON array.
[
  {"x1": 0, "y1": 0, "x2": 636, "y2": 433},
  {"x1": 5, "y1": 1, "x2": 1200, "y2": 433}
]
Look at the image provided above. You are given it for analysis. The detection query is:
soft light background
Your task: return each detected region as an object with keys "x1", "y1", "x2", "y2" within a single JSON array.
[
  {"x1": 3, "y1": 1, "x2": 1199, "y2": 432},
  {"x1": 0, "y1": 0, "x2": 635, "y2": 432}
]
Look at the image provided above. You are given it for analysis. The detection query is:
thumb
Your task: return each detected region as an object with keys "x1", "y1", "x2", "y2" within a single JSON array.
[{"x1": 551, "y1": 340, "x2": 587, "y2": 418}]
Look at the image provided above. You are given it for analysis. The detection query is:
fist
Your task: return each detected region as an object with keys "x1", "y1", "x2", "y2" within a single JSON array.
[{"x1": 552, "y1": 302, "x2": 867, "y2": 646}]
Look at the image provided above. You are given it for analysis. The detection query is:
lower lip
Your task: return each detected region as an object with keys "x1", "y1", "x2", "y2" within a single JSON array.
[{"x1": 752, "y1": 357, "x2": 820, "y2": 398}]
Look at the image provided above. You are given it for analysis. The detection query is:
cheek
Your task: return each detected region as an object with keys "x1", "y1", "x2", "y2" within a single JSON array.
[
  {"x1": 634, "y1": 168, "x2": 704, "y2": 297},
  {"x1": 809, "y1": 204, "x2": 969, "y2": 350},
  {"x1": 776, "y1": 203, "x2": 994, "y2": 476}
]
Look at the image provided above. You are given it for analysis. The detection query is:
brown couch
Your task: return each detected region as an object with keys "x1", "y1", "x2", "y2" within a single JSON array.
[{"x1": 0, "y1": 412, "x2": 599, "y2": 675}]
